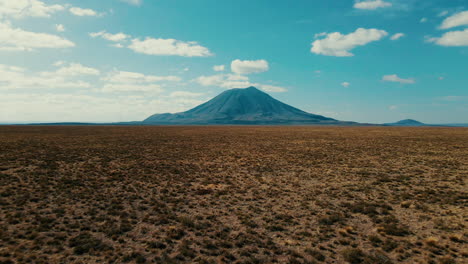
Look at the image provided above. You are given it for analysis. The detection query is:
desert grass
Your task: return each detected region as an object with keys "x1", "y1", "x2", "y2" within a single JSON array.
[{"x1": 0, "y1": 126, "x2": 466, "y2": 263}]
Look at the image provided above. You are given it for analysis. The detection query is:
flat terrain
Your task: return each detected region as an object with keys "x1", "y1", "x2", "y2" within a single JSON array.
[{"x1": 0, "y1": 126, "x2": 466, "y2": 264}]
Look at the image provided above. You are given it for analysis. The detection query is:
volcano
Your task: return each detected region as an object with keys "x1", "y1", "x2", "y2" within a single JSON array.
[
  {"x1": 384, "y1": 119, "x2": 425, "y2": 126},
  {"x1": 144, "y1": 87, "x2": 352, "y2": 125}
]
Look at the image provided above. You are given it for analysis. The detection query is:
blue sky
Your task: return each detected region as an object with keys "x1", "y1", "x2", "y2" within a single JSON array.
[{"x1": 1, "y1": 0, "x2": 467, "y2": 123}]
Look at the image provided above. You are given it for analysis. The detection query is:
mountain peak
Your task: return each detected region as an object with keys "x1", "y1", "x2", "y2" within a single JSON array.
[
  {"x1": 385, "y1": 119, "x2": 425, "y2": 126},
  {"x1": 144, "y1": 86, "x2": 343, "y2": 125},
  {"x1": 229, "y1": 86, "x2": 265, "y2": 94},
  {"x1": 395, "y1": 119, "x2": 424, "y2": 125}
]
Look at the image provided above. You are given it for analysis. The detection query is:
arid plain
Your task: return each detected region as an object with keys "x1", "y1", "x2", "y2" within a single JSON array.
[{"x1": 0, "y1": 126, "x2": 466, "y2": 264}]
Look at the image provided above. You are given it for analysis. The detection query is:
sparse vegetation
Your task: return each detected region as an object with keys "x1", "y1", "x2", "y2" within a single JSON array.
[{"x1": 0, "y1": 126, "x2": 466, "y2": 263}]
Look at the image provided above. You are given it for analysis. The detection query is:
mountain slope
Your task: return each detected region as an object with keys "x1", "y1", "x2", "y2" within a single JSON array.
[
  {"x1": 384, "y1": 119, "x2": 425, "y2": 126},
  {"x1": 144, "y1": 87, "x2": 346, "y2": 125}
]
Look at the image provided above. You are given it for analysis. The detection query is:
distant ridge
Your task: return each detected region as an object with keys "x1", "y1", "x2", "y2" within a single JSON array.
[
  {"x1": 144, "y1": 87, "x2": 354, "y2": 125},
  {"x1": 384, "y1": 119, "x2": 425, "y2": 126}
]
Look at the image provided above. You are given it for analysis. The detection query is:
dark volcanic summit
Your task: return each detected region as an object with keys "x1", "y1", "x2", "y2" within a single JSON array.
[{"x1": 144, "y1": 87, "x2": 343, "y2": 125}]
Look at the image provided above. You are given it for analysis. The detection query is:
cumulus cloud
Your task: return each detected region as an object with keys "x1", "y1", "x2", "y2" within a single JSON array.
[
  {"x1": 0, "y1": 61, "x2": 184, "y2": 96},
  {"x1": 213, "y1": 65, "x2": 225, "y2": 72},
  {"x1": 169, "y1": 91, "x2": 203, "y2": 98},
  {"x1": 195, "y1": 74, "x2": 243, "y2": 88},
  {"x1": 231, "y1": 59, "x2": 269, "y2": 74},
  {"x1": 0, "y1": 21, "x2": 75, "y2": 51},
  {"x1": 428, "y1": 29, "x2": 468, "y2": 46},
  {"x1": 128, "y1": 38, "x2": 213, "y2": 57},
  {"x1": 438, "y1": 10, "x2": 449, "y2": 17},
  {"x1": 0, "y1": 93, "x2": 205, "y2": 123},
  {"x1": 258, "y1": 84, "x2": 287, "y2": 93},
  {"x1": 353, "y1": 0, "x2": 392, "y2": 10},
  {"x1": 390, "y1": 33, "x2": 405, "y2": 40},
  {"x1": 311, "y1": 28, "x2": 388, "y2": 57},
  {"x1": 90, "y1": 31, "x2": 130, "y2": 42},
  {"x1": 0, "y1": 62, "x2": 207, "y2": 123},
  {"x1": 103, "y1": 70, "x2": 181, "y2": 84},
  {"x1": 0, "y1": 0, "x2": 64, "y2": 18},
  {"x1": 43, "y1": 63, "x2": 100, "y2": 77},
  {"x1": 439, "y1": 11, "x2": 468, "y2": 29},
  {"x1": 120, "y1": 0, "x2": 142, "y2": 6},
  {"x1": 341, "y1": 82, "x2": 350, "y2": 88},
  {"x1": 101, "y1": 83, "x2": 163, "y2": 93},
  {"x1": 69, "y1": 7, "x2": 98, "y2": 17},
  {"x1": 99, "y1": 69, "x2": 180, "y2": 93},
  {"x1": 112, "y1": 43, "x2": 124, "y2": 48},
  {"x1": 88, "y1": 30, "x2": 212, "y2": 57},
  {"x1": 420, "y1": 18, "x2": 428, "y2": 23},
  {"x1": 382, "y1": 74, "x2": 415, "y2": 84},
  {"x1": 55, "y1": 24, "x2": 65, "y2": 32},
  {"x1": 195, "y1": 74, "x2": 286, "y2": 92},
  {"x1": 0, "y1": 63, "x2": 94, "y2": 90}
]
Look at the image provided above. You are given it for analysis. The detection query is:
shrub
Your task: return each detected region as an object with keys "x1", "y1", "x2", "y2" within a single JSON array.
[
  {"x1": 318, "y1": 212, "x2": 344, "y2": 226},
  {"x1": 68, "y1": 232, "x2": 110, "y2": 255},
  {"x1": 341, "y1": 248, "x2": 365, "y2": 264},
  {"x1": 305, "y1": 248, "x2": 325, "y2": 261}
]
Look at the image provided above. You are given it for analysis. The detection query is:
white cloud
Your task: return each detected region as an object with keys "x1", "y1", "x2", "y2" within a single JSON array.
[
  {"x1": 354, "y1": 0, "x2": 392, "y2": 10},
  {"x1": 382, "y1": 74, "x2": 415, "y2": 84},
  {"x1": 428, "y1": 29, "x2": 468, "y2": 46},
  {"x1": 439, "y1": 11, "x2": 468, "y2": 29},
  {"x1": 195, "y1": 74, "x2": 235, "y2": 87},
  {"x1": 438, "y1": 10, "x2": 449, "y2": 17},
  {"x1": 53, "y1": 61, "x2": 65, "y2": 67},
  {"x1": 227, "y1": 74, "x2": 248, "y2": 81},
  {"x1": 169, "y1": 91, "x2": 203, "y2": 98},
  {"x1": 89, "y1": 31, "x2": 212, "y2": 57},
  {"x1": 0, "y1": 63, "x2": 93, "y2": 90},
  {"x1": 231, "y1": 59, "x2": 269, "y2": 74},
  {"x1": 103, "y1": 70, "x2": 181, "y2": 84},
  {"x1": 438, "y1": 76, "x2": 445, "y2": 80},
  {"x1": 311, "y1": 28, "x2": 388, "y2": 57},
  {"x1": 0, "y1": 62, "x2": 183, "y2": 95},
  {"x1": 389, "y1": 105, "x2": 398, "y2": 110},
  {"x1": 0, "y1": 62, "x2": 210, "y2": 122},
  {"x1": 0, "y1": 93, "x2": 205, "y2": 123},
  {"x1": 112, "y1": 43, "x2": 124, "y2": 48},
  {"x1": 69, "y1": 7, "x2": 98, "y2": 17},
  {"x1": 128, "y1": 38, "x2": 213, "y2": 57},
  {"x1": 341, "y1": 82, "x2": 350, "y2": 88},
  {"x1": 120, "y1": 0, "x2": 142, "y2": 6},
  {"x1": 101, "y1": 83, "x2": 163, "y2": 93},
  {"x1": 314, "y1": 32, "x2": 328, "y2": 38},
  {"x1": 213, "y1": 65, "x2": 225, "y2": 72},
  {"x1": 0, "y1": 21, "x2": 75, "y2": 51},
  {"x1": 90, "y1": 31, "x2": 130, "y2": 42},
  {"x1": 258, "y1": 84, "x2": 287, "y2": 93},
  {"x1": 44, "y1": 63, "x2": 100, "y2": 77},
  {"x1": 0, "y1": 0, "x2": 64, "y2": 18},
  {"x1": 55, "y1": 24, "x2": 65, "y2": 32},
  {"x1": 99, "y1": 70, "x2": 180, "y2": 93},
  {"x1": 420, "y1": 18, "x2": 428, "y2": 23},
  {"x1": 390, "y1": 33, "x2": 405, "y2": 40},
  {"x1": 195, "y1": 74, "x2": 286, "y2": 92}
]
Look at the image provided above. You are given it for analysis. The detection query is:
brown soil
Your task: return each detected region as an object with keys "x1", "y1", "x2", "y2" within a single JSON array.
[{"x1": 0, "y1": 126, "x2": 466, "y2": 263}]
